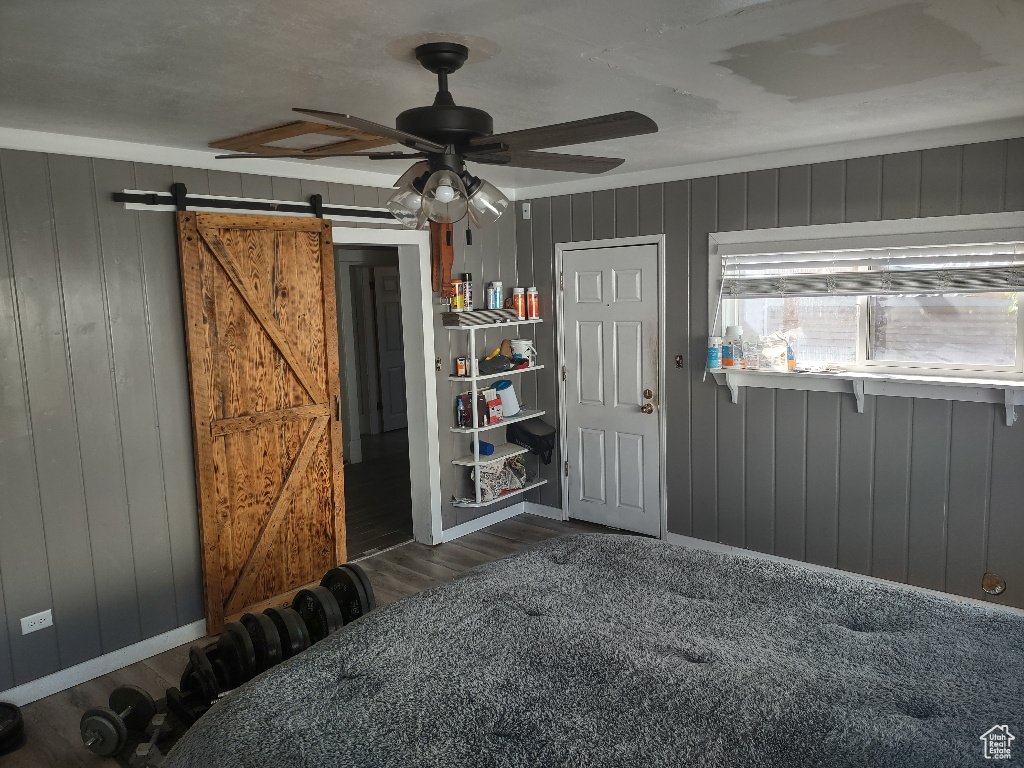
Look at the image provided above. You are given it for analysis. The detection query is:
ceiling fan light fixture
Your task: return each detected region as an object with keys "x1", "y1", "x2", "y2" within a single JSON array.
[
  {"x1": 464, "y1": 176, "x2": 510, "y2": 228},
  {"x1": 421, "y1": 169, "x2": 468, "y2": 224},
  {"x1": 386, "y1": 174, "x2": 429, "y2": 229}
]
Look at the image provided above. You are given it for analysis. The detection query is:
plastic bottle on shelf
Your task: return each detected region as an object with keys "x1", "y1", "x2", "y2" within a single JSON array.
[
  {"x1": 708, "y1": 336, "x2": 723, "y2": 369},
  {"x1": 526, "y1": 287, "x2": 539, "y2": 319},
  {"x1": 724, "y1": 325, "x2": 744, "y2": 369},
  {"x1": 462, "y1": 272, "x2": 473, "y2": 310},
  {"x1": 512, "y1": 287, "x2": 526, "y2": 320}
]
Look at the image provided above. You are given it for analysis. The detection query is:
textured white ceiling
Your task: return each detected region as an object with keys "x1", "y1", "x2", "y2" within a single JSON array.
[{"x1": 1, "y1": 0, "x2": 1022, "y2": 191}]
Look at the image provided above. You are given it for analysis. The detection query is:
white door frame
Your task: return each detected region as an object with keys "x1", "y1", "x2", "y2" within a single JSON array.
[
  {"x1": 555, "y1": 235, "x2": 668, "y2": 540},
  {"x1": 331, "y1": 226, "x2": 442, "y2": 546}
]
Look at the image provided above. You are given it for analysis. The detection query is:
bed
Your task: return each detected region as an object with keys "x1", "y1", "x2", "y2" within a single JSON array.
[{"x1": 165, "y1": 533, "x2": 1024, "y2": 767}]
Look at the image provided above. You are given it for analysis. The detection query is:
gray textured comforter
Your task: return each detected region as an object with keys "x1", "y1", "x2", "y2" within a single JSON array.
[{"x1": 166, "y1": 533, "x2": 1024, "y2": 767}]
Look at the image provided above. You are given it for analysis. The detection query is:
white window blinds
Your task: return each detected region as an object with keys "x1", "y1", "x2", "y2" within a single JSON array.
[{"x1": 722, "y1": 242, "x2": 1024, "y2": 298}]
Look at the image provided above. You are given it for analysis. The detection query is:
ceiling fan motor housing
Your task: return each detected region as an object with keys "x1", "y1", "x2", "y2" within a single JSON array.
[{"x1": 396, "y1": 104, "x2": 493, "y2": 148}]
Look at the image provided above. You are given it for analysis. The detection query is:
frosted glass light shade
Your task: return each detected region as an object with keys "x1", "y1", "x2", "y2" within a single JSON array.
[
  {"x1": 386, "y1": 184, "x2": 427, "y2": 229},
  {"x1": 467, "y1": 178, "x2": 510, "y2": 228},
  {"x1": 421, "y1": 170, "x2": 468, "y2": 224}
]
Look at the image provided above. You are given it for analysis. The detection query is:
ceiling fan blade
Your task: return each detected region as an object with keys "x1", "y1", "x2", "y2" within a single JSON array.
[
  {"x1": 470, "y1": 111, "x2": 656, "y2": 151},
  {"x1": 215, "y1": 151, "x2": 425, "y2": 160},
  {"x1": 293, "y1": 108, "x2": 445, "y2": 154},
  {"x1": 469, "y1": 150, "x2": 625, "y2": 174}
]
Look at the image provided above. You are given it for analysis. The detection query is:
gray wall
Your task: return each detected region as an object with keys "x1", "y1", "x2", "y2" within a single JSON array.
[
  {"x1": 520, "y1": 138, "x2": 1024, "y2": 610},
  {"x1": 0, "y1": 149, "x2": 396, "y2": 692}
]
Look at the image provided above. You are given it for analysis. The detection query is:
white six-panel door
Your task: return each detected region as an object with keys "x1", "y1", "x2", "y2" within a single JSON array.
[{"x1": 562, "y1": 244, "x2": 661, "y2": 536}]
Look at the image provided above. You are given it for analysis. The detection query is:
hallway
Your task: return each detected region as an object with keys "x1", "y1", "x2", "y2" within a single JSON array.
[{"x1": 344, "y1": 429, "x2": 413, "y2": 558}]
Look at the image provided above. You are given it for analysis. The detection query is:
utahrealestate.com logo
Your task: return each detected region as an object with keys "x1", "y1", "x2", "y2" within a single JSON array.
[{"x1": 980, "y1": 726, "x2": 1016, "y2": 760}]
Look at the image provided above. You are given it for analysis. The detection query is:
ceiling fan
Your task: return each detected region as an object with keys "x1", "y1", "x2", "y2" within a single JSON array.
[{"x1": 215, "y1": 41, "x2": 658, "y2": 228}]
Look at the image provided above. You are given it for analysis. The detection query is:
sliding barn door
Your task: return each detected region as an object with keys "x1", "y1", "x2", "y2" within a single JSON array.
[{"x1": 176, "y1": 212, "x2": 345, "y2": 632}]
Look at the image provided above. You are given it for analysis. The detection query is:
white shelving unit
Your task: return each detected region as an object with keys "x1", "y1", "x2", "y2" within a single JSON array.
[{"x1": 448, "y1": 316, "x2": 547, "y2": 508}]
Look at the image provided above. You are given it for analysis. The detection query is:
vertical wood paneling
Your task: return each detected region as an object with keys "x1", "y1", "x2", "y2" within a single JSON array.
[
  {"x1": 837, "y1": 393, "x2": 875, "y2": 576},
  {"x1": 844, "y1": 156, "x2": 882, "y2": 222},
  {"x1": 715, "y1": 175, "x2": 746, "y2": 546},
  {"x1": 94, "y1": 159, "x2": 178, "y2": 639},
  {"x1": 810, "y1": 161, "x2": 845, "y2": 224},
  {"x1": 4, "y1": 151, "x2": 102, "y2": 670},
  {"x1": 1004, "y1": 138, "x2": 1024, "y2": 211},
  {"x1": 662, "y1": 181, "x2": 691, "y2": 534},
  {"x1": 689, "y1": 177, "x2": 718, "y2": 541},
  {"x1": 804, "y1": 393, "x2": 840, "y2": 568},
  {"x1": 50, "y1": 155, "x2": 140, "y2": 653},
  {"x1": 744, "y1": 387, "x2": 775, "y2": 553},
  {"x1": 870, "y1": 397, "x2": 913, "y2": 583},
  {"x1": 773, "y1": 392, "x2": 807, "y2": 560},
  {"x1": 592, "y1": 189, "x2": 615, "y2": 240},
  {"x1": 133, "y1": 163, "x2": 204, "y2": 627},
  {"x1": 549, "y1": 196, "x2": 573, "y2": 505},
  {"x1": 570, "y1": 192, "x2": 593, "y2": 241},
  {"x1": 960, "y1": 141, "x2": 1006, "y2": 214},
  {"x1": 906, "y1": 399, "x2": 952, "y2": 592},
  {"x1": 746, "y1": 170, "x2": 777, "y2": 230},
  {"x1": 207, "y1": 170, "x2": 243, "y2": 198},
  {"x1": 638, "y1": 184, "x2": 663, "y2": 236},
  {"x1": 881, "y1": 152, "x2": 921, "y2": 219},
  {"x1": 919, "y1": 146, "x2": 961, "y2": 217},
  {"x1": 171, "y1": 166, "x2": 210, "y2": 195},
  {"x1": 778, "y1": 166, "x2": 810, "y2": 227},
  {"x1": 0, "y1": 151, "x2": 61, "y2": 685},
  {"x1": 945, "y1": 401, "x2": 993, "y2": 598},
  {"x1": 614, "y1": 187, "x2": 639, "y2": 238},
  {"x1": 986, "y1": 414, "x2": 1024, "y2": 608}
]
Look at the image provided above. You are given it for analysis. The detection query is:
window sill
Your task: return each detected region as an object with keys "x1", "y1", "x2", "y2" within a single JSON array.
[{"x1": 711, "y1": 368, "x2": 1024, "y2": 426}]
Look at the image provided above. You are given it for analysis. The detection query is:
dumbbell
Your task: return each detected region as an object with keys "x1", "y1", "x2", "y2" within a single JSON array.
[
  {"x1": 80, "y1": 685, "x2": 157, "y2": 757},
  {"x1": 129, "y1": 713, "x2": 171, "y2": 768}
]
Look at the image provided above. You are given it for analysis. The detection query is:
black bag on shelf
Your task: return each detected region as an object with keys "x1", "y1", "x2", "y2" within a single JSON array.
[{"x1": 506, "y1": 419, "x2": 556, "y2": 465}]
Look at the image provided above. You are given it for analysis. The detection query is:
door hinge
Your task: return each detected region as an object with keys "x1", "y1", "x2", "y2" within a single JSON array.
[
  {"x1": 559, "y1": 273, "x2": 564, "y2": 291},
  {"x1": 562, "y1": 365, "x2": 566, "y2": 382},
  {"x1": 564, "y1": 460, "x2": 569, "y2": 477}
]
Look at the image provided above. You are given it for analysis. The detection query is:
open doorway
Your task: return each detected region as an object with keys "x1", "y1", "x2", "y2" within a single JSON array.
[{"x1": 335, "y1": 246, "x2": 413, "y2": 557}]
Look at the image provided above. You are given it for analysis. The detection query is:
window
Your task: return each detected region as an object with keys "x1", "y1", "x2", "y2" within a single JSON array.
[{"x1": 711, "y1": 212, "x2": 1024, "y2": 379}]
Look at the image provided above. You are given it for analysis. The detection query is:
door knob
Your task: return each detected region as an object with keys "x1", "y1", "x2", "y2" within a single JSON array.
[
  {"x1": 643, "y1": 389, "x2": 653, "y2": 400},
  {"x1": 640, "y1": 403, "x2": 654, "y2": 414}
]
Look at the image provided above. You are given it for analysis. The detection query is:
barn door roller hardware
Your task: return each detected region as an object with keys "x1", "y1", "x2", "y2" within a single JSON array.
[{"x1": 111, "y1": 184, "x2": 396, "y2": 223}]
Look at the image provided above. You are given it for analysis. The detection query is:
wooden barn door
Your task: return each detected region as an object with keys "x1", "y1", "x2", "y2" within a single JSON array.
[{"x1": 176, "y1": 212, "x2": 345, "y2": 632}]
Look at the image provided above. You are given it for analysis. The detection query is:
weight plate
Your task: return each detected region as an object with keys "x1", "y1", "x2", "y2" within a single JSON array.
[
  {"x1": 211, "y1": 658, "x2": 233, "y2": 692},
  {"x1": 292, "y1": 586, "x2": 343, "y2": 644},
  {"x1": 343, "y1": 563, "x2": 376, "y2": 612},
  {"x1": 321, "y1": 567, "x2": 369, "y2": 624},
  {"x1": 165, "y1": 687, "x2": 205, "y2": 729},
  {"x1": 188, "y1": 645, "x2": 221, "y2": 705},
  {"x1": 240, "y1": 612, "x2": 283, "y2": 673},
  {"x1": 108, "y1": 684, "x2": 157, "y2": 732},
  {"x1": 0, "y1": 702, "x2": 25, "y2": 756},
  {"x1": 263, "y1": 606, "x2": 310, "y2": 661},
  {"x1": 81, "y1": 706, "x2": 128, "y2": 757},
  {"x1": 219, "y1": 622, "x2": 257, "y2": 684}
]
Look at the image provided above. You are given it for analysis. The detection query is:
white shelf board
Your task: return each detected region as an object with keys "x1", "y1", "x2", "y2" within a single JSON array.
[
  {"x1": 452, "y1": 479, "x2": 548, "y2": 508},
  {"x1": 445, "y1": 318, "x2": 543, "y2": 331},
  {"x1": 448, "y1": 364, "x2": 545, "y2": 383},
  {"x1": 452, "y1": 443, "x2": 530, "y2": 467},
  {"x1": 450, "y1": 409, "x2": 545, "y2": 434}
]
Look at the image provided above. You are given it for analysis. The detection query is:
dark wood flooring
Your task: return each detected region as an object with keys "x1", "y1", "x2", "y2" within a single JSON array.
[
  {"x1": 8, "y1": 514, "x2": 605, "y2": 768},
  {"x1": 344, "y1": 429, "x2": 414, "y2": 559}
]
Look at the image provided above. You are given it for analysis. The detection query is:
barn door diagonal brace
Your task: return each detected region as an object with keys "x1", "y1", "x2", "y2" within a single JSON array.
[
  {"x1": 198, "y1": 228, "x2": 328, "y2": 404},
  {"x1": 223, "y1": 415, "x2": 329, "y2": 614}
]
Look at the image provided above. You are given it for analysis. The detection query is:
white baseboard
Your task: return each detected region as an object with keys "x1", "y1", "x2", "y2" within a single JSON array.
[
  {"x1": 662, "y1": 532, "x2": 1024, "y2": 617},
  {"x1": 524, "y1": 501, "x2": 565, "y2": 520},
  {"x1": 1, "y1": 619, "x2": 208, "y2": 706},
  {"x1": 440, "y1": 502, "x2": 526, "y2": 542}
]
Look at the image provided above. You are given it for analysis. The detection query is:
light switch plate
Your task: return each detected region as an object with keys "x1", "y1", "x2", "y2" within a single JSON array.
[{"x1": 21, "y1": 609, "x2": 53, "y2": 635}]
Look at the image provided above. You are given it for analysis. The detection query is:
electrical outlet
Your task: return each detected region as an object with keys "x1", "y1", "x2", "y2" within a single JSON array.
[
  {"x1": 521, "y1": 202, "x2": 531, "y2": 220},
  {"x1": 21, "y1": 609, "x2": 52, "y2": 635}
]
